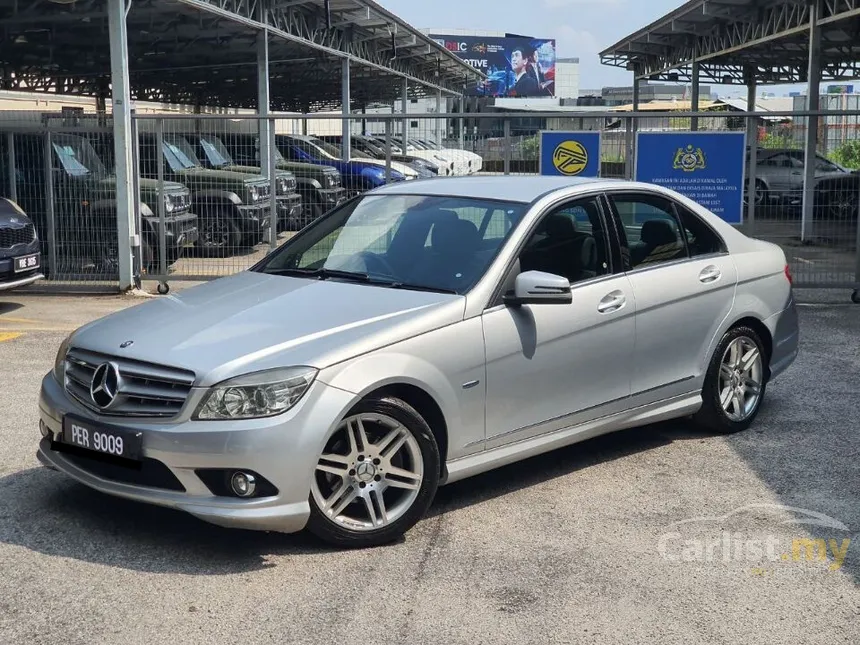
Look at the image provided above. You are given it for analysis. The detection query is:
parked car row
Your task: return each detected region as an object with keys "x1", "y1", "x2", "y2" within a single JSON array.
[{"x1": 745, "y1": 147, "x2": 860, "y2": 220}]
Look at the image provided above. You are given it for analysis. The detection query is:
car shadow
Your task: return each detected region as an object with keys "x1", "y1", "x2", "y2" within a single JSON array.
[
  {"x1": 428, "y1": 418, "x2": 711, "y2": 518},
  {"x1": 0, "y1": 301, "x2": 24, "y2": 315},
  {"x1": 0, "y1": 466, "x2": 334, "y2": 575}
]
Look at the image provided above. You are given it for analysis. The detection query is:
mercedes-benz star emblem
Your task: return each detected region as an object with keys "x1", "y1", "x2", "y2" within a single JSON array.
[
  {"x1": 355, "y1": 461, "x2": 376, "y2": 482},
  {"x1": 90, "y1": 362, "x2": 121, "y2": 409},
  {"x1": 120, "y1": 340, "x2": 134, "y2": 349}
]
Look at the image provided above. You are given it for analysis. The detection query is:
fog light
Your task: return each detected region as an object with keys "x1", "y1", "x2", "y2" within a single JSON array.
[
  {"x1": 39, "y1": 420, "x2": 50, "y2": 438},
  {"x1": 230, "y1": 472, "x2": 256, "y2": 498}
]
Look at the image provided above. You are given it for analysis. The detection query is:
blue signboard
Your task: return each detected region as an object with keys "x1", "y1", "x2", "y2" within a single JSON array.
[
  {"x1": 539, "y1": 131, "x2": 602, "y2": 178},
  {"x1": 635, "y1": 132, "x2": 747, "y2": 224}
]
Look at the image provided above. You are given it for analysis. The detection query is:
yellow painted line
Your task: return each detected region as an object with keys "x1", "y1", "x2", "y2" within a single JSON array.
[
  {"x1": 0, "y1": 316, "x2": 40, "y2": 324},
  {"x1": 0, "y1": 332, "x2": 22, "y2": 342}
]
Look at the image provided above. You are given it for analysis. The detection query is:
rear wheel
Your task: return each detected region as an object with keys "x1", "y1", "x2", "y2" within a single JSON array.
[
  {"x1": 694, "y1": 326, "x2": 768, "y2": 434},
  {"x1": 306, "y1": 397, "x2": 440, "y2": 548}
]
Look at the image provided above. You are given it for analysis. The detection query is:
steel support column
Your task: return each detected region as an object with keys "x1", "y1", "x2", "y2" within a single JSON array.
[
  {"x1": 401, "y1": 78, "x2": 409, "y2": 144},
  {"x1": 5, "y1": 133, "x2": 16, "y2": 204},
  {"x1": 745, "y1": 69, "x2": 758, "y2": 235},
  {"x1": 691, "y1": 60, "x2": 701, "y2": 131},
  {"x1": 257, "y1": 26, "x2": 276, "y2": 248},
  {"x1": 458, "y1": 94, "x2": 465, "y2": 150},
  {"x1": 341, "y1": 58, "x2": 351, "y2": 161},
  {"x1": 436, "y1": 89, "x2": 443, "y2": 149},
  {"x1": 107, "y1": 0, "x2": 135, "y2": 290},
  {"x1": 801, "y1": 0, "x2": 822, "y2": 242},
  {"x1": 628, "y1": 73, "x2": 641, "y2": 179}
]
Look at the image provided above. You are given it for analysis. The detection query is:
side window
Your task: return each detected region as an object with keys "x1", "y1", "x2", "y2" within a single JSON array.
[
  {"x1": 519, "y1": 197, "x2": 609, "y2": 285},
  {"x1": 610, "y1": 193, "x2": 687, "y2": 269},
  {"x1": 675, "y1": 204, "x2": 727, "y2": 257}
]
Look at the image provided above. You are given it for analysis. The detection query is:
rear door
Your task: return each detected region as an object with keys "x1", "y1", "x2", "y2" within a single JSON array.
[{"x1": 606, "y1": 190, "x2": 738, "y2": 402}]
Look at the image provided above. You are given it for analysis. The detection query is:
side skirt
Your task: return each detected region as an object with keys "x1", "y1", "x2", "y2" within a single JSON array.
[{"x1": 442, "y1": 392, "x2": 702, "y2": 485}]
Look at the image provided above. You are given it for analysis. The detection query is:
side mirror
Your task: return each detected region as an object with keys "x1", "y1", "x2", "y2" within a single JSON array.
[{"x1": 504, "y1": 270, "x2": 572, "y2": 306}]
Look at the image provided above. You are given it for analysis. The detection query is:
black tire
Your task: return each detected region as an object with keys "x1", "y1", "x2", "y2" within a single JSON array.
[
  {"x1": 303, "y1": 201, "x2": 323, "y2": 229},
  {"x1": 200, "y1": 211, "x2": 242, "y2": 257},
  {"x1": 693, "y1": 325, "x2": 768, "y2": 434},
  {"x1": 305, "y1": 396, "x2": 441, "y2": 548}
]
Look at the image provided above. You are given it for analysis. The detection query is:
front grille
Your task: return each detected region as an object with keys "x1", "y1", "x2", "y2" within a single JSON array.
[
  {"x1": 285, "y1": 176, "x2": 297, "y2": 192},
  {"x1": 254, "y1": 183, "x2": 271, "y2": 200},
  {"x1": 64, "y1": 348, "x2": 196, "y2": 419},
  {"x1": 0, "y1": 223, "x2": 35, "y2": 249},
  {"x1": 169, "y1": 192, "x2": 191, "y2": 213}
]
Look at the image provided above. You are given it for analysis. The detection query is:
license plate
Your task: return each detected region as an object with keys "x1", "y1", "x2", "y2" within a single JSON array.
[
  {"x1": 13, "y1": 253, "x2": 40, "y2": 273},
  {"x1": 61, "y1": 416, "x2": 143, "y2": 461}
]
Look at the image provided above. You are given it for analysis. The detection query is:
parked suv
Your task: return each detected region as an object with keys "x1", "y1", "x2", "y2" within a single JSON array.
[
  {"x1": 137, "y1": 134, "x2": 273, "y2": 255},
  {"x1": 0, "y1": 197, "x2": 43, "y2": 291},
  {"x1": 185, "y1": 133, "x2": 304, "y2": 232},
  {"x1": 222, "y1": 134, "x2": 347, "y2": 226},
  {"x1": 0, "y1": 132, "x2": 198, "y2": 275}
]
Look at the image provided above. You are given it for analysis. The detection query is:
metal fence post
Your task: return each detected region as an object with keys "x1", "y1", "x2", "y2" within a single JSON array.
[
  {"x1": 43, "y1": 132, "x2": 57, "y2": 278},
  {"x1": 269, "y1": 119, "x2": 277, "y2": 249},
  {"x1": 130, "y1": 113, "x2": 143, "y2": 286},
  {"x1": 155, "y1": 119, "x2": 167, "y2": 277},
  {"x1": 746, "y1": 113, "x2": 758, "y2": 236},
  {"x1": 6, "y1": 133, "x2": 16, "y2": 204},
  {"x1": 385, "y1": 119, "x2": 392, "y2": 183},
  {"x1": 855, "y1": 178, "x2": 860, "y2": 295},
  {"x1": 504, "y1": 119, "x2": 511, "y2": 176}
]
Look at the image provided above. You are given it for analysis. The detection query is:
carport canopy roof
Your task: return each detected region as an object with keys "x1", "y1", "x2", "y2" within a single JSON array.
[
  {"x1": 0, "y1": 0, "x2": 485, "y2": 112},
  {"x1": 599, "y1": 0, "x2": 860, "y2": 85}
]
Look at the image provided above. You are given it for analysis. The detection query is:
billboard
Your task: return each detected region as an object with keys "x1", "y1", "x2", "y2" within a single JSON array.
[
  {"x1": 430, "y1": 34, "x2": 556, "y2": 98},
  {"x1": 635, "y1": 132, "x2": 747, "y2": 225}
]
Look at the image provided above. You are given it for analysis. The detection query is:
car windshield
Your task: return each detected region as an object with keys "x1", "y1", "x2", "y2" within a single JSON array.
[
  {"x1": 293, "y1": 137, "x2": 344, "y2": 160},
  {"x1": 253, "y1": 194, "x2": 528, "y2": 294},
  {"x1": 199, "y1": 136, "x2": 235, "y2": 168},
  {"x1": 162, "y1": 136, "x2": 201, "y2": 170},
  {"x1": 51, "y1": 135, "x2": 108, "y2": 177}
]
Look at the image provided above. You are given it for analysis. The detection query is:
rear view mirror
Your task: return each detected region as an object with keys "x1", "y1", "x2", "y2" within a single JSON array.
[{"x1": 504, "y1": 270, "x2": 572, "y2": 306}]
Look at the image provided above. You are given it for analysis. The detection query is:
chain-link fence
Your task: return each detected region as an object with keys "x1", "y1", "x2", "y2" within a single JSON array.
[{"x1": 1, "y1": 108, "x2": 858, "y2": 296}]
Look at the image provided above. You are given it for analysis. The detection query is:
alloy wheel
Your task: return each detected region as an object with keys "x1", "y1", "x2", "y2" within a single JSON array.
[
  {"x1": 718, "y1": 336, "x2": 764, "y2": 422},
  {"x1": 311, "y1": 413, "x2": 424, "y2": 531}
]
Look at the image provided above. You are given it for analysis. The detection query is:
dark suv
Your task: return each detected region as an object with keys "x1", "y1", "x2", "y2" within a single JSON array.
[
  {"x1": 222, "y1": 133, "x2": 347, "y2": 225},
  {"x1": 185, "y1": 133, "x2": 304, "y2": 232},
  {"x1": 0, "y1": 197, "x2": 43, "y2": 291},
  {"x1": 137, "y1": 133, "x2": 273, "y2": 255},
  {"x1": 0, "y1": 132, "x2": 198, "y2": 276}
]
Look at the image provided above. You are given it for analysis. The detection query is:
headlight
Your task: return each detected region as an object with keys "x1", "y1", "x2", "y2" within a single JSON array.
[
  {"x1": 277, "y1": 177, "x2": 288, "y2": 195},
  {"x1": 248, "y1": 185, "x2": 259, "y2": 202},
  {"x1": 194, "y1": 366, "x2": 318, "y2": 420},
  {"x1": 54, "y1": 334, "x2": 72, "y2": 382},
  {"x1": 326, "y1": 174, "x2": 339, "y2": 188},
  {"x1": 164, "y1": 194, "x2": 174, "y2": 214}
]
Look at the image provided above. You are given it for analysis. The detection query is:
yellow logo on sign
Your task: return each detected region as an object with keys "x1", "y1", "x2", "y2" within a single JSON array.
[
  {"x1": 552, "y1": 140, "x2": 589, "y2": 176},
  {"x1": 673, "y1": 145, "x2": 706, "y2": 172}
]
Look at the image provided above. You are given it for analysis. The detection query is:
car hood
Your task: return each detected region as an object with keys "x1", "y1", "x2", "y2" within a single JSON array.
[
  {"x1": 68, "y1": 270, "x2": 465, "y2": 386},
  {"x1": 356, "y1": 158, "x2": 417, "y2": 177},
  {"x1": 225, "y1": 164, "x2": 293, "y2": 180}
]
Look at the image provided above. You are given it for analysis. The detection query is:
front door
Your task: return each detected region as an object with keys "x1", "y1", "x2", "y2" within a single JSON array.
[
  {"x1": 606, "y1": 191, "x2": 738, "y2": 401},
  {"x1": 481, "y1": 196, "x2": 636, "y2": 449}
]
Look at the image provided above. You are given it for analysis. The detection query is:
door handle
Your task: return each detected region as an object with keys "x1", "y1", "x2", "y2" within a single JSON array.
[
  {"x1": 699, "y1": 265, "x2": 722, "y2": 284},
  {"x1": 598, "y1": 290, "x2": 626, "y2": 314}
]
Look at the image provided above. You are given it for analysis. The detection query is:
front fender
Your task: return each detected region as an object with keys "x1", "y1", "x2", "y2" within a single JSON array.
[
  {"x1": 194, "y1": 190, "x2": 243, "y2": 206},
  {"x1": 297, "y1": 177, "x2": 323, "y2": 191}
]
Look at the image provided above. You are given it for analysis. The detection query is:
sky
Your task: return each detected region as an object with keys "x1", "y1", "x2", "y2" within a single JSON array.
[{"x1": 376, "y1": 0, "x2": 687, "y2": 89}]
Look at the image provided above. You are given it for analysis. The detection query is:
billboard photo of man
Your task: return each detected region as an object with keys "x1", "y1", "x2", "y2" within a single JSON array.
[{"x1": 509, "y1": 46, "x2": 541, "y2": 97}]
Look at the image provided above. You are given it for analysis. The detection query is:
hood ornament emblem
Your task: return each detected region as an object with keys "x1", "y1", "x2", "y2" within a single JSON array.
[{"x1": 120, "y1": 340, "x2": 134, "y2": 349}]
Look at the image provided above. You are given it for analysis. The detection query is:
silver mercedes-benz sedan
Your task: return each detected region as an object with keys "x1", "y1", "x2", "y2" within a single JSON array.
[{"x1": 37, "y1": 176, "x2": 799, "y2": 547}]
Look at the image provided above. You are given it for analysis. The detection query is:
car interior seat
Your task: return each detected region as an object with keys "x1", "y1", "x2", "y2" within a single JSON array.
[{"x1": 631, "y1": 219, "x2": 685, "y2": 267}]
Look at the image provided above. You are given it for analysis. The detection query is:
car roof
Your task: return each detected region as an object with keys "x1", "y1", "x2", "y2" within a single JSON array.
[{"x1": 370, "y1": 175, "x2": 631, "y2": 203}]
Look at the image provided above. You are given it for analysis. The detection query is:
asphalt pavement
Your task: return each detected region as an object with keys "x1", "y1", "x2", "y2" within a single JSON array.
[{"x1": 0, "y1": 288, "x2": 858, "y2": 645}]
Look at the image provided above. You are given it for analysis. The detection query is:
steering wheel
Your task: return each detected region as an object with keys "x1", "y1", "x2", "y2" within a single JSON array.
[{"x1": 356, "y1": 251, "x2": 396, "y2": 278}]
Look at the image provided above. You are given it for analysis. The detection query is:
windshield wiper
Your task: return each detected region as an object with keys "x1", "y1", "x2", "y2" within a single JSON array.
[
  {"x1": 263, "y1": 267, "x2": 370, "y2": 282},
  {"x1": 370, "y1": 280, "x2": 458, "y2": 294}
]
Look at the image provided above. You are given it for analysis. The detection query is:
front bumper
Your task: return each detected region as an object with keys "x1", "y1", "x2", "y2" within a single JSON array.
[
  {"x1": 36, "y1": 371, "x2": 356, "y2": 533},
  {"x1": 150, "y1": 212, "x2": 199, "y2": 254},
  {"x1": 319, "y1": 186, "x2": 347, "y2": 206},
  {"x1": 0, "y1": 244, "x2": 43, "y2": 290},
  {"x1": 236, "y1": 204, "x2": 272, "y2": 237},
  {"x1": 276, "y1": 193, "x2": 304, "y2": 228}
]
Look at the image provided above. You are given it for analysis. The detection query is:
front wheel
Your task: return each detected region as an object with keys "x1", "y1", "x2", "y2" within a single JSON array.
[
  {"x1": 306, "y1": 397, "x2": 440, "y2": 548},
  {"x1": 693, "y1": 326, "x2": 768, "y2": 434}
]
